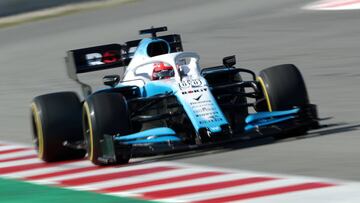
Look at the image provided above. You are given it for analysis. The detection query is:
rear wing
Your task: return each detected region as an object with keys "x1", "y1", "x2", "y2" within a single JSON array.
[
  {"x1": 66, "y1": 44, "x2": 124, "y2": 76},
  {"x1": 65, "y1": 34, "x2": 183, "y2": 97},
  {"x1": 66, "y1": 34, "x2": 183, "y2": 76}
]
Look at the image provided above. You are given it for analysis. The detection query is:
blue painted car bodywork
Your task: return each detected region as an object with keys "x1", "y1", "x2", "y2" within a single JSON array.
[
  {"x1": 115, "y1": 127, "x2": 180, "y2": 144},
  {"x1": 94, "y1": 37, "x2": 302, "y2": 145}
]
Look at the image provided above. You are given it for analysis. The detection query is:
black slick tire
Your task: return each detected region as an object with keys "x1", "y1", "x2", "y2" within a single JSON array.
[
  {"x1": 31, "y1": 92, "x2": 86, "y2": 162},
  {"x1": 83, "y1": 93, "x2": 132, "y2": 165},
  {"x1": 258, "y1": 64, "x2": 310, "y2": 137},
  {"x1": 258, "y1": 64, "x2": 309, "y2": 111}
]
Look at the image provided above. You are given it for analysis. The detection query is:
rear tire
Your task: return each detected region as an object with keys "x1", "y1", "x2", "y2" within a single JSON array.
[
  {"x1": 31, "y1": 92, "x2": 86, "y2": 162},
  {"x1": 83, "y1": 93, "x2": 132, "y2": 165}
]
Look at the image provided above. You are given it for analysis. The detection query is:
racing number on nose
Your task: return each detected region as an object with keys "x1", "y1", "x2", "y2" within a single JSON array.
[
  {"x1": 191, "y1": 79, "x2": 202, "y2": 87},
  {"x1": 179, "y1": 79, "x2": 202, "y2": 89}
]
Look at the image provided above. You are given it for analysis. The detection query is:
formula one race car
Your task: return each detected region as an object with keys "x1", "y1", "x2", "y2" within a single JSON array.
[{"x1": 31, "y1": 26, "x2": 319, "y2": 165}]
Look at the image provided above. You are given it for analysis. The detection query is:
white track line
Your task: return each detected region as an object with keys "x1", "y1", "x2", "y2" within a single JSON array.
[
  {"x1": 33, "y1": 162, "x2": 173, "y2": 184},
  {"x1": 304, "y1": 0, "x2": 360, "y2": 10},
  {"x1": 69, "y1": 167, "x2": 213, "y2": 191},
  {"x1": 158, "y1": 179, "x2": 324, "y2": 203},
  {"x1": 3, "y1": 160, "x2": 92, "y2": 178},
  {"x1": 109, "y1": 173, "x2": 267, "y2": 197},
  {"x1": 0, "y1": 150, "x2": 36, "y2": 160},
  {"x1": 2, "y1": 142, "x2": 360, "y2": 203},
  {"x1": 0, "y1": 158, "x2": 43, "y2": 168},
  {"x1": 0, "y1": 145, "x2": 29, "y2": 152},
  {"x1": 232, "y1": 183, "x2": 360, "y2": 203},
  {"x1": 162, "y1": 162, "x2": 346, "y2": 184}
]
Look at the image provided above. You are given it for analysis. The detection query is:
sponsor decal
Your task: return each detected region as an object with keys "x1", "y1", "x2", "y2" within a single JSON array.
[
  {"x1": 85, "y1": 50, "x2": 121, "y2": 66},
  {"x1": 179, "y1": 84, "x2": 225, "y2": 126},
  {"x1": 181, "y1": 88, "x2": 207, "y2": 95},
  {"x1": 193, "y1": 94, "x2": 202, "y2": 101},
  {"x1": 188, "y1": 99, "x2": 224, "y2": 124}
]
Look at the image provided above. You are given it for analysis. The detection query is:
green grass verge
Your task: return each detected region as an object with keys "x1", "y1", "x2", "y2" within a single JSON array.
[{"x1": 0, "y1": 177, "x2": 153, "y2": 203}]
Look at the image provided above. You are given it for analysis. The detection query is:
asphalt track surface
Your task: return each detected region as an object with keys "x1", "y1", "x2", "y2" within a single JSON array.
[{"x1": 0, "y1": 0, "x2": 359, "y2": 182}]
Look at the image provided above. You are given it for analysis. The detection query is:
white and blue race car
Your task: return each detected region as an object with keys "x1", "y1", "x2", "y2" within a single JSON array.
[{"x1": 31, "y1": 26, "x2": 319, "y2": 165}]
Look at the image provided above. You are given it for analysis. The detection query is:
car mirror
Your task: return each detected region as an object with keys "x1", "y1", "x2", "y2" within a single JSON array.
[
  {"x1": 103, "y1": 75, "x2": 120, "y2": 87},
  {"x1": 223, "y1": 55, "x2": 236, "y2": 67}
]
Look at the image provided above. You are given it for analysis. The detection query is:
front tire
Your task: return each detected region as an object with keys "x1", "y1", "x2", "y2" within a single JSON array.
[
  {"x1": 257, "y1": 64, "x2": 311, "y2": 137},
  {"x1": 83, "y1": 93, "x2": 132, "y2": 165},
  {"x1": 258, "y1": 64, "x2": 309, "y2": 111},
  {"x1": 31, "y1": 92, "x2": 86, "y2": 162}
]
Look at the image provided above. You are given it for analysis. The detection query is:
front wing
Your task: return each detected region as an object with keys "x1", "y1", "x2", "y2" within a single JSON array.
[{"x1": 97, "y1": 105, "x2": 318, "y2": 164}]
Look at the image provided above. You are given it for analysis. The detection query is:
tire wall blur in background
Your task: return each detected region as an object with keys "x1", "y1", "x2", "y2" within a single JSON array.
[{"x1": 0, "y1": 0, "x2": 98, "y2": 17}]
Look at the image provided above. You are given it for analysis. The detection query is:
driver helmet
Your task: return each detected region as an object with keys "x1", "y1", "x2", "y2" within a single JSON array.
[{"x1": 152, "y1": 62, "x2": 175, "y2": 80}]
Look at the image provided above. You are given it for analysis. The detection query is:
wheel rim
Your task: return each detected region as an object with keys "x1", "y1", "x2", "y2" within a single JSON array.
[
  {"x1": 31, "y1": 103, "x2": 44, "y2": 159},
  {"x1": 257, "y1": 76, "x2": 273, "y2": 112},
  {"x1": 31, "y1": 111, "x2": 39, "y2": 151},
  {"x1": 83, "y1": 102, "x2": 94, "y2": 162}
]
